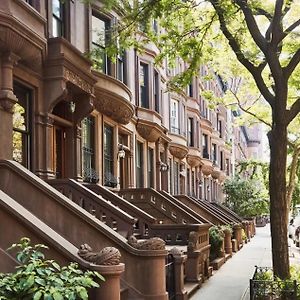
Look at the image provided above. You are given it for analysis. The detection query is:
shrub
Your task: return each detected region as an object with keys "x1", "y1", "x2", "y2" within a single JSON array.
[
  {"x1": 209, "y1": 226, "x2": 224, "y2": 260},
  {"x1": 0, "y1": 238, "x2": 104, "y2": 300}
]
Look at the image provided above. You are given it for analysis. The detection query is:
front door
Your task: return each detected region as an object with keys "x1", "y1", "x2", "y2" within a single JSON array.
[{"x1": 54, "y1": 126, "x2": 66, "y2": 178}]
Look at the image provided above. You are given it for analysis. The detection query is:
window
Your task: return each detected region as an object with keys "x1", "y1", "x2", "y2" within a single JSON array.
[
  {"x1": 154, "y1": 70, "x2": 160, "y2": 112},
  {"x1": 188, "y1": 83, "x2": 193, "y2": 97},
  {"x1": 92, "y1": 13, "x2": 110, "y2": 74},
  {"x1": 139, "y1": 63, "x2": 149, "y2": 108},
  {"x1": 136, "y1": 141, "x2": 144, "y2": 188},
  {"x1": 220, "y1": 151, "x2": 224, "y2": 170},
  {"x1": 202, "y1": 134, "x2": 209, "y2": 159},
  {"x1": 218, "y1": 119, "x2": 222, "y2": 137},
  {"x1": 170, "y1": 99, "x2": 179, "y2": 134},
  {"x1": 188, "y1": 117, "x2": 194, "y2": 147},
  {"x1": 117, "y1": 52, "x2": 126, "y2": 83},
  {"x1": 52, "y1": 0, "x2": 65, "y2": 37},
  {"x1": 104, "y1": 124, "x2": 116, "y2": 187},
  {"x1": 82, "y1": 116, "x2": 96, "y2": 182},
  {"x1": 212, "y1": 143, "x2": 217, "y2": 164},
  {"x1": 226, "y1": 158, "x2": 230, "y2": 175},
  {"x1": 24, "y1": 0, "x2": 40, "y2": 11},
  {"x1": 148, "y1": 148, "x2": 154, "y2": 188},
  {"x1": 13, "y1": 83, "x2": 32, "y2": 169}
]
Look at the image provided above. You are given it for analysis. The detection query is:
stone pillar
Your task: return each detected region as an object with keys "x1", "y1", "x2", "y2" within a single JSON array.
[
  {"x1": 186, "y1": 250, "x2": 202, "y2": 283},
  {"x1": 92, "y1": 264, "x2": 125, "y2": 300},
  {"x1": 223, "y1": 229, "x2": 232, "y2": 255},
  {"x1": 233, "y1": 224, "x2": 243, "y2": 249},
  {"x1": 35, "y1": 114, "x2": 56, "y2": 179},
  {"x1": 0, "y1": 52, "x2": 19, "y2": 160},
  {"x1": 170, "y1": 248, "x2": 188, "y2": 300}
]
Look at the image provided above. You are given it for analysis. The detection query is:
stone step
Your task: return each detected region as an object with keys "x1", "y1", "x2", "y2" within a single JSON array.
[
  {"x1": 185, "y1": 281, "x2": 200, "y2": 297},
  {"x1": 211, "y1": 256, "x2": 226, "y2": 270}
]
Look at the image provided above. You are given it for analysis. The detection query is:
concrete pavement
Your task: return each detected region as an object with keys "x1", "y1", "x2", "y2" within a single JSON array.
[{"x1": 190, "y1": 225, "x2": 273, "y2": 300}]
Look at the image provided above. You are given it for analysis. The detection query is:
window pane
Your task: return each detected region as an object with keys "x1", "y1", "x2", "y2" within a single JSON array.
[
  {"x1": 92, "y1": 15, "x2": 106, "y2": 46},
  {"x1": 52, "y1": 0, "x2": 62, "y2": 18},
  {"x1": 13, "y1": 103, "x2": 26, "y2": 131},
  {"x1": 140, "y1": 63, "x2": 149, "y2": 108}
]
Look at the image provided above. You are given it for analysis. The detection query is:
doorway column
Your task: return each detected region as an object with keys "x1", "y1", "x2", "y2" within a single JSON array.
[{"x1": 0, "y1": 52, "x2": 19, "y2": 160}]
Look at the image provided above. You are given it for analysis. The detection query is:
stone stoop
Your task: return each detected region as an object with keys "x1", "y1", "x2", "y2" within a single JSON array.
[
  {"x1": 225, "y1": 253, "x2": 232, "y2": 262},
  {"x1": 185, "y1": 281, "x2": 201, "y2": 298},
  {"x1": 211, "y1": 256, "x2": 226, "y2": 270}
]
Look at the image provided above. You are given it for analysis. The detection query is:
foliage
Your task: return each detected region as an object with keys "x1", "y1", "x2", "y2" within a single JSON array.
[
  {"x1": 241, "y1": 229, "x2": 247, "y2": 241},
  {"x1": 209, "y1": 226, "x2": 224, "y2": 260},
  {"x1": 93, "y1": 0, "x2": 300, "y2": 278},
  {"x1": 0, "y1": 238, "x2": 104, "y2": 300},
  {"x1": 220, "y1": 224, "x2": 233, "y2": 235},
  {"x1": 223, "y1": 176, "x2": 269, "y2": 218},
  {"x1": 253, "y1": 266, "x2": 300, "y2": 298}
]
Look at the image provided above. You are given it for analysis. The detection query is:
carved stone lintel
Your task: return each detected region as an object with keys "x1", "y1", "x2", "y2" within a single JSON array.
[
  {"x1": 78, "y1": 244, "x2": 121, "y2": 266},
  {"x1": 128, "y1": 236, "x2": 166, "y2": 250},
  {"x1": 63, "y1": 69, "x2": 93, "y2": 94}
]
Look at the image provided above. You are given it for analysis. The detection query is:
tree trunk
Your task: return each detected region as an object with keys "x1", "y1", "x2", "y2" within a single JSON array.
[{"x1": 268, "y1": 123, "x2": 290, "y2": 279}]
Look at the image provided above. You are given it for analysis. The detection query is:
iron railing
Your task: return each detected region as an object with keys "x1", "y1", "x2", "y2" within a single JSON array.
[
  {"x1": 250, "y1": 266, "x2": 298, "y2": 300},
  {"x1": 165, "y1": 254, "x2": 175, "y2": 300}
]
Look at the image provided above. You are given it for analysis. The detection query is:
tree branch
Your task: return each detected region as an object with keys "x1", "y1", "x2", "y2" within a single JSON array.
[
  {"x1": 286, "y1": 97, "x2": 300, "y2": 125},
  {"x1": 271, "y1": 0, "x2": 284, "y2": 44},
  {"x1": 280, "y1": 18, "x2": 300, "y2": 41},
  {"x1": 283, "y1": 48, "x2": 300, "y2": 79},
  {"x1": 282, "y1": 0, "x2": 294, "y2": 17},
  {"x1": 233, "y1": 0, "x2": 268, "y2": 52},
  {"x1": 209, "y1": 0, "x2": 275, "y2": 106},
  {"x1": 228, "y1": 90, "x2": 272, "y2": 127}
]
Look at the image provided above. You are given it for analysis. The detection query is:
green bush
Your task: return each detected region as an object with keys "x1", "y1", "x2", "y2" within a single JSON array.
[
  {"x1": 0, "y1": 238, "x2": 104, "y2": 300},
  {"x1": 209, "y1": 226, "x2": 224, "y2": 260}
]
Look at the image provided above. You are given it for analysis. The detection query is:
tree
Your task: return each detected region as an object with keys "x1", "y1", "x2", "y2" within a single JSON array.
[
  {"x1": 97, "y1": 0, "x2": 300, "y2": 279},
  {"x1": 223, "y1": 175, "x2": 269, "y2": 218}
]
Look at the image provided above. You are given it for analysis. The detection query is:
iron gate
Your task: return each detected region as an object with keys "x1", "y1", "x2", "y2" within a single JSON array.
[{"x1": 165, "y1": 254, "x2": 175, "y2": 299}]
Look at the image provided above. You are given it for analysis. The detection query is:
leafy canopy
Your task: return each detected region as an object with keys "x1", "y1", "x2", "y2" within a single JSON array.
[
  {"x1": 223, "y1": 174, "x2": 269, "y2": 217},
  {"x1": 0, "y1": 238, "x2": 104, "y2": 300}
]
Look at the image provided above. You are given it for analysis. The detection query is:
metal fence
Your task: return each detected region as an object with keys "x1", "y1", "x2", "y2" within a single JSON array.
[
  {"x1": 165, "y1": 254, "x2": 175, "y2": 300},
  {"x1": 250, "y1": 266, "x2": 298, "y2": 300}
]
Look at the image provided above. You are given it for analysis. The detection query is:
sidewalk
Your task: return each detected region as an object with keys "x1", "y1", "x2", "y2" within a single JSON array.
[
  {"x1": 191, "y1": 225, "x2": 273, "y2": 300},
  {"x1": 190, "y1": 224, "x2": 300, "y2": 300}
]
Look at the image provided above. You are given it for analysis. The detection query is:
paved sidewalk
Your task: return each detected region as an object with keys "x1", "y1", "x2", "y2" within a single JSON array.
[
  {"x1": 190, "y1": 224, "x2": 300, "y2": 300},
  {"x1": 191, "y1": 225, "x2": 273, "y2": 300}
]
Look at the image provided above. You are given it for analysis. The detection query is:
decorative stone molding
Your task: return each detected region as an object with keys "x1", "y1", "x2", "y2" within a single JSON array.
[
  {"x1": 186, "y1": 155, "x2": 202, "y2": 168},
  {"x1": 201, "y1": 157, "x2": 213, "y2": 176},
  {"x1": 63, "y1": 69, "x2": 93, "y2": 94},
  {"x1": 218, "y1": 171, "x2": 227, "y2": 183},
  {"x1": 211, "y1": 167, "x2": 221, "y2": 180},
  {"x1": 136, "y1": 120, "x2": 165, "y2": 142},
  {"x1": 187, "y1": 231, "x2": 200, "y2": 252},
  {"x1": 93, "y1": 71, "x2": 134, "y2": 125},
  {"x1": 169, "y1": 143, "x2": 188, "y2": 160},
  {"x1": 78, "y1": 244, "x2": 121, "y2": 266},
  {"x1": 128, "y1": 235, "x2": 166, "y2": 250}
]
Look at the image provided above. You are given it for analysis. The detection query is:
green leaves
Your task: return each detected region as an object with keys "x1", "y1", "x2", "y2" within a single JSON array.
[{"x1": 0, "y1": 238, "x2": 104, "y2": 300}]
